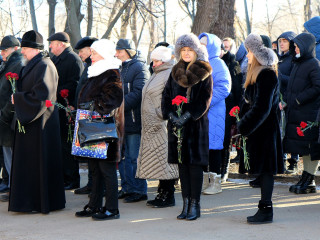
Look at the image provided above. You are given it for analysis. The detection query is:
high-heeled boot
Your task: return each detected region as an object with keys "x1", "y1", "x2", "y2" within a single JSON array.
[
  {"x1": 186, "y1": 199, "x2": 200, "y2": 221},
  {"x1": 177, "y1": 197, "x2": 189, "y2": 219},
  {"x1": 247, "y1": 200, "x2": 273, "y2": 224}
]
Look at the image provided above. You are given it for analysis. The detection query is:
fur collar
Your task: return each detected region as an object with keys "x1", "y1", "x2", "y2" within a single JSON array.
[
  {"x1": 171, "y1": 60, "x2": 212, "y2": 88},
  {"x1": 87, "y1": 58, "x2": 121, "y2": 78}
]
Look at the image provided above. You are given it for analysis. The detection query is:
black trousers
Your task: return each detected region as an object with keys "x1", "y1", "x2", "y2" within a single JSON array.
[
  {"x1": 60, "y1": 113, "x2": 79, "y2": 185},
  {"x1": 179, "y1": 163, "x2": 203, "y2": 201},
  {"x1": 260, "y1": 173, "x2": 274, "y2": 204},
  {"x1": 88, "y1": 159, "x2": 118, "y2": 210},
  {"x1": 204, "y1": 149, "x2": 222, "y2": 174}
]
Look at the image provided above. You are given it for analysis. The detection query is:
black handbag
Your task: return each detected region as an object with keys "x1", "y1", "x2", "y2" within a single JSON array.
[{"x1": 78, "y1": 101, "x2": 118, "y2": 147}]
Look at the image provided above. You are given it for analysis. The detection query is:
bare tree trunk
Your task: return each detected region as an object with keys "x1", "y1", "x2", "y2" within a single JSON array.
[
  {"x1": 120, "y1": 1, "x2": 133, "y2": 38},
  {"x1": 87, "y1": 0, "x2": 93, "y2": 36},
  {"x1": 163, "y1": 0, "x2": 167, "y2": 42},
  {"x1": 101, "y1": 0, "x2": 132, "y2": 39},
  {"x1": 147, "y1": 0, "x2": 155, "y2": 63},
  {"x1": 29, "y1": 0, "x2": 38, "y2": 31},
  {"x1": 191, "y1": 0, "x2": 235, "y2": 39},
  {"x1": 304, "y1": 0, "x2": 312, "y2": 22},
  {"x1": 47, "y1": 0, "x2": 57, "y2": 37},
  {"x1": 131, "y1": 8, "x2": 138, "y2": 46},
  {"x1": 64, "y1": 0, "x2": 84, "y2": 48}
]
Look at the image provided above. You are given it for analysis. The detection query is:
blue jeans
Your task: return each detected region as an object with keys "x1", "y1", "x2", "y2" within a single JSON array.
[
  {"x1": 118, "y1": 134, "x2": 147, "y2": 195},
  {"x1": 3, "y1": 147, "x2": 12, "y2": 187}
]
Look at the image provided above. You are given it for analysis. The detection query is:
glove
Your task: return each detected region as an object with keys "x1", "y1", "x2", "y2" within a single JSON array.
[
  {"x1": 175, "y1": 111, "x2": 192, "y2": 128},
  {"x1": 168, "y1": 112, "x2": 179, "y2": 126}
]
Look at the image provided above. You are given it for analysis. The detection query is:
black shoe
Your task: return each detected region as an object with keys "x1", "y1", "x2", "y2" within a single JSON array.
[
  {"x1": 294, "y1": 171, "x2": 317, "y2": 194},
  {"x1": 0, "y1": 183, "x2": 9, "y2": 193},
  {"x1": 64, "y1": 182, "x2": 80, "y2": 190},
  {"x1": 247, "y1": 201, "x2": 273, "y2": 224},
  {"x1": 289, "y1": 171, "x2": 308, "y2": 193},
  {"x1": 118, "y1": 190, "x2": 132, "y2": 199},
  {"x1": 123, "y1": 193, "x2": 148, "y2": 203},
  {"x1": 249, "y1": 177, "x2": 261, "y2": 188},
  {"x1": 0, "y1": 193, "x2": 9, "y2": 202},
  {"x1": 177, "y1": 197, "x2": 189, "y2": 220},
  {"x1": 74, "y1": 185, "x2": 91, "y2": 195},
  {"x1": 92, "y1": 208, "x2": 120, "y2": 221},
  {"x1": 152, "y1": 192, "x2": 175, "y2": 208},
  {"x1": 75, "y1": 205, "x2": 99, "y2": 217},
  {"x1": 146, "y1": 189, "x2": 164, "y2": 206},
  {"x1": 186, "y1": 199, "x2": 200, "y2": 220}
]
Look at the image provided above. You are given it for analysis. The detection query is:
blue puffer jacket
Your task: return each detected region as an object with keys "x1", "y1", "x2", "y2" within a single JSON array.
[
  {"x1": 199, "y1": 33, "x2": 231, "y2": 150},
  {"x1": 120, "y1": 52, "x2": 149, "y2": 134},
  {"x1": 304, "y1": 16, "x2": 320, "y2": 61}
]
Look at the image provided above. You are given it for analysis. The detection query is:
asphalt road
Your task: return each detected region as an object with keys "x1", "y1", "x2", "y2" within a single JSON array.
[{"x1": 0, "y1": 174, "x2": 320, "y2": 240}]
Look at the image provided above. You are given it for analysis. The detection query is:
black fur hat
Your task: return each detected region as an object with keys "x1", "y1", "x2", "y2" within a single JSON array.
[{"x1": 21, "y1": 30, "x2": 44, "y2": 50}]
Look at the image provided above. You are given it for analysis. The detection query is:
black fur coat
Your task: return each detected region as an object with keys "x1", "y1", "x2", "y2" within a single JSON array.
[
  {"x1": 238, "y1": 68, "x2": 284, "y2": 174},
  {"x1": 78, "y1": 69, "x2": 124, "y2": 162},
  {"x1": 161, "y1": 60, "x2": 213, "y2": 166}
]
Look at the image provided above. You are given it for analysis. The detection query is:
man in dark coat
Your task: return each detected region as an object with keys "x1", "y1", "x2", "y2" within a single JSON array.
[
  {"x1": 9, "y1": 30, "x2": 65, "y2": 213},
  {"x1": 48, "y1": 32, "x2": 84, "y2": 190},
  {"x1": 276, "y1": 31, "x2": 299, "y2": 173},
  {"x1": 115, "y1": 39, "x2": 149, "y2": 203},
  {"x1": 0, "y1": 36, "x2": 23, "y2": 200},
  {"x1": 73, "y1": 36, "x2": 97, "y2": 195},
  {"x1": 284, "y1": 32, "x2": 320, "y2": 194}
]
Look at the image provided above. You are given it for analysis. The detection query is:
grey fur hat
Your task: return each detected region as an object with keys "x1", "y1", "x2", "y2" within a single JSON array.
[
  {"x1": 175, "y1": 33, "x2": 209, "y2": 62},
  {"x1": 244, "y1": 33, "x2": 278, "y2": 66}
]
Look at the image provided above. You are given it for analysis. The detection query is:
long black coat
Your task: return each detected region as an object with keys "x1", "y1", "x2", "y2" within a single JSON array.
[
  {"x1": 283, "y1": 33, "x2": 320, "y2": 160},
  {"x1": 0, "y1": 50, "x2": 23, "y2": 147},
  {"x1": 161, "y1": 60, "x2": 213, "y2": 166},
  {"x1": 78, "y1": 69, "x2": 124, "y2": 162},
  {"x1": 238, "y1": 68, "x2": 284, "y2": 174},
  {"x1": 74, "y1": 57, "x2": 91, "y2": 107},
  {"x1": 9, "y1": 52, "x2": 65, "y2": 213}
]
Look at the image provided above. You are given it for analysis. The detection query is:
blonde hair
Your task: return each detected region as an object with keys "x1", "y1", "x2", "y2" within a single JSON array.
[{"x1": 244, "y1": 54, "x2": 278, "y2": 88}]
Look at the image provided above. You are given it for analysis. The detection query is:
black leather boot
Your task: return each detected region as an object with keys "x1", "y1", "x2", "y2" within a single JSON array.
[
  {"x1": 152, "y1": 191, "x2": 175, "y2": 208},
  {"x1": 247, "y1": 201, "x2": 273, "y2": 224},
  {"x1": 177, "y1": 197, "x2": 189, "y2": 219},
  {"x1": 186, "y1": 199, "x2": 200, "y2": 221},
  {"x1": 289, "y1": 171, "x2": 308, "y2": 193},
  {"x1": 249, "y1": 176, "x2": 261, "y2": 188},
  {"x1": 294, "y1": 171, "x2": 317, "y2": 194}
]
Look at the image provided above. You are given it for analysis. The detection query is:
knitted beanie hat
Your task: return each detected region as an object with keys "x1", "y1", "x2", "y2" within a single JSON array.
[
  {"x1": 244, "y1": 33, "x2": 278, "y2": 66},
  {"x1": 150, "y1": 46, "x2": 172, "y2": 62},
  {"x1": 91, "y1": 39, "x2": 116, "y2": 60}
]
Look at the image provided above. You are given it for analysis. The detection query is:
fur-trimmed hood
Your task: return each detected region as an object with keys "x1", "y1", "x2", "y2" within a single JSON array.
[
  {"x1": 175, "y1": 33, "x2": 209, "y2": 62},
  {"x1": 245, "y1": 33, "x2": 278, "y2": 66},
  {"x1": 171, "y1": 60, "x2": 212, "y2": 88}
]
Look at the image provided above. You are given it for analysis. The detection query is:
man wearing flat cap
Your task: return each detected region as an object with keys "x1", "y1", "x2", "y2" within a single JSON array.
[
  {"x1": 9, "y1": 30, "x2": 65, "y2": 213},
  {"x1": 48, "y1": 32, "x2": 84, "y2": 190},
  {"x1": 0, "y1": 35, "x2": 23, "y2": 202},
  {"x1": 73, "y1": 36, "x2": 97, "y2": 195},
  {"x1": 115, "y1": 39, "x2": 149, "y2": 203}
]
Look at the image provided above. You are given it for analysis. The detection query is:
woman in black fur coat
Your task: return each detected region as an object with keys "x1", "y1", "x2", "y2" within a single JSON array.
[
  {"x1": 75, "y1": 39, "x2": 124, "y2": 221},
  {"x1": 161, "y1": 33, "x2": 213, "y2": 220},
  {"x1": 238, "y1": 33, "x2": 283, "y2": 224}
]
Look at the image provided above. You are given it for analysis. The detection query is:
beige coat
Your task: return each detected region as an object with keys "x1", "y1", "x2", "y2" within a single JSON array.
[{"x1": 136, "y1": 61, "x2": 179, "y2": 179}]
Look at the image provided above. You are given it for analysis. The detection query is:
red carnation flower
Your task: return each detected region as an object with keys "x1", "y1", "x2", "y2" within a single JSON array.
[
  {"x1": 45, "y1": 100, "x2": 53, "y2": 108},
  {"x1": 5, "y1": 72, "x2": 13, "y2": 79},
  {"x1": 60, "y1": 89, "x2": 69, "y2": 98},
  {"x1": 11, "y1": 73, "x2": 19, "y2": 80},
  {"x1": 229, "y1": 106, "x2": 240, "y2": 117},
  {"x1": 296, "y1": 127, "x2": 304, "y2": 137},
  {"x1": 300, "y1": 121, "x2": 308, "y2": 129}
]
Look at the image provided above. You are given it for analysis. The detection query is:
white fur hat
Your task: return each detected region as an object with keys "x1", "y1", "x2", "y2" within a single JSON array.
[
  {"x1": 90, "y1": 39, "x2": 116, "y2": 60},
  {"x1": 150, "y1": 46, "x2": 172, "y2": 62},
  {"x1": 244, "y1": 33, "x2": 278, "y2": 66},
  {"x1": 175, "y1": 33, "x2": 209, "y2": 62}
]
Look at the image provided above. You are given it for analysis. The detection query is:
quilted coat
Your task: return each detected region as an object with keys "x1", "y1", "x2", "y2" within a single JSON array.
[
  {"x1": 198, "y1": 33, "x2": 231, "y2": 150},
  {"x1": 136, "y1": 61, "x2": 179, "y2": 179}
]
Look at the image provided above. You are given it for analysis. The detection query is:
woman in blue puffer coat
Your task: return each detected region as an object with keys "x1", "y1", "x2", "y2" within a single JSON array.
[{"x1": 198, "y1": 33, "x2": 231, "y2": 195}]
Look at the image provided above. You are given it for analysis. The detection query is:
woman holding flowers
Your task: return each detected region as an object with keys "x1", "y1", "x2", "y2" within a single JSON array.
[
  {"x1": 237, "y1": 33, "x2": 283, "y2": 224},
  {"x1": 161, "y1": 33, "x2": 213, "y2": 220},
  {"x1": 74, "y1": 39, "x2": 124, "y2": 221},
  {"x1": 283, "y1": 32, "x2": 320, "y2": 195}
]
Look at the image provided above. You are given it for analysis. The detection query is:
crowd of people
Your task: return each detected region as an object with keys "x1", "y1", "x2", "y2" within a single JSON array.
[{"x1": 0, "y1": 15, "x2": 319, "y2": 224}]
